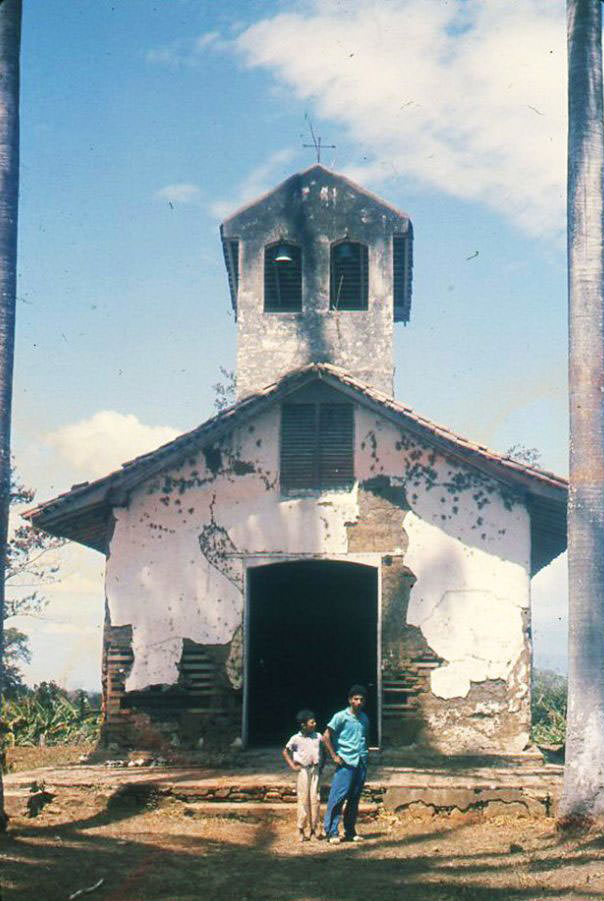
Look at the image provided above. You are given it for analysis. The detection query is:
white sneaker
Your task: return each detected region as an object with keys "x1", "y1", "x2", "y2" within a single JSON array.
[
  {"x1": 348, "y1": 834, "x2": 363, "y2": 842},
  {"x1": 328, "y1": 836, "x2": 341, "y2": 844}
]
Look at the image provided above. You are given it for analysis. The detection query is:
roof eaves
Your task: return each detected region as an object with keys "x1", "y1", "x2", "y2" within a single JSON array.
[
  {"x1": 25, "y1": 362, "x2": 567, "y2": 532},
  {"x1": 24, "y1": 364, "x2": 327, "y2": 526},
  {"x1": 314, "y1": 367, "x2": 567, "y2": 500}
]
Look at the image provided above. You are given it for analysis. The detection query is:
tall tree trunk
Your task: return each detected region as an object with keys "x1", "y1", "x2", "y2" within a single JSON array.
[
  {"x1": 0, "y1": 0, "x2": 21, "y2": 833},
  {"x1": 561, "y1": 0, "x2": 604, "y2": 820}
]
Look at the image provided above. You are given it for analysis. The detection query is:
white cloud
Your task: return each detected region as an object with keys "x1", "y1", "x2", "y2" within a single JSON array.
[
  {"x1": 9, "y1": 543, "x2": 106, "y2": 690},
  {"x1": 155, "y1": 183, "x2": 201, "y2": 205},
  {"x1": 146, "y1": 31, "x2": 228, "y2": 68},
  {"x1": 233, "y1": 0, "x2": 565, "y2": 238},
  {"x1": 145, "y1": 40, "x2": 187, "y2": 68},
  {"x1": 531, "y1": 551, "x2": 568, "y2": 673},
  {"x1": 37, "y1": 621, "x2": 100, "y2": 637},
  {"x1": 209, "y1": 147, "x2": 296, "y2": 220},
  {"x1": 44, "y1": 568, "x2": 104, "y2": 597},
  {"x1": 195, "y1": 31, "x2": 226, "y2": 52},
  {"x1": 46, "y1": 411, "x2": 180, "y2": 480}
]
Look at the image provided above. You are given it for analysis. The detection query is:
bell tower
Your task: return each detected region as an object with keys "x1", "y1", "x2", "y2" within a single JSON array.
[{"x1": 220, "y1": 165, "x2": 413, "y2": 399}]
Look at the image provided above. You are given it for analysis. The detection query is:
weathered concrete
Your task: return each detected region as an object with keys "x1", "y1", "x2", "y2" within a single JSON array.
[
  {"x1": 3, "y1": 758, "x2": 563, "y2": 819},
  {"x1": 221, "y1": 166, "x2": 412, "y2": 399}
]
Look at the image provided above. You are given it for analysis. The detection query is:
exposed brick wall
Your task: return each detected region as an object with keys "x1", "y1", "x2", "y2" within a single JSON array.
[{"x1": 101, "y1": 622, "x2": 242, "y2": 750}]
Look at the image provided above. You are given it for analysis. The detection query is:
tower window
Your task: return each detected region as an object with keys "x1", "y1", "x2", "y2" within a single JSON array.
[
  {"x1": 280, "y1": 402, "x2": 354, "y2": 491},
  {"x1": 264, "y1": 242, "x2": 302, "y2": 311},
  {"x1": 225, "y1": 239, "x2": 239, "y2": 295},
  {"x1": 330, "y1": 241, "x2": 368, "y2": 310},
  {"x1": 393, "y1": 233, "x2": 411, "y2": 321}
]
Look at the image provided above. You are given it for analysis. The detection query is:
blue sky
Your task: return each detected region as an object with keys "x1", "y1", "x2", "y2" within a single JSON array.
[{"x1": 11, "y1": 0, "x2": 569, "y2": 689}]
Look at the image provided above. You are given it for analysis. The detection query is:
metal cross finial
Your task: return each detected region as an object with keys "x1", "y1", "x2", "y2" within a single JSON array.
[{"x1": 303, "y1": 119, "x2": 335, "y2": 163}]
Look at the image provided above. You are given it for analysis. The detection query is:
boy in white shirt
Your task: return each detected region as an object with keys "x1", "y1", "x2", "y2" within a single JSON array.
[{"x1": 282, "y1": 709, "x2": 324, "y2": 842}]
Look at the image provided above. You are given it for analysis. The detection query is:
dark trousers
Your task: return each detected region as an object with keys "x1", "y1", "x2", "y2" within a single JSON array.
[{"x1": 323, "y1": 761, "x2": 367, "y2": 838}]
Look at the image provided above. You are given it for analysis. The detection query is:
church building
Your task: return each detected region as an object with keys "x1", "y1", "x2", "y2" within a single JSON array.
[{"x1": 25, "y1": 165, "x2": 568, "y2": 754}]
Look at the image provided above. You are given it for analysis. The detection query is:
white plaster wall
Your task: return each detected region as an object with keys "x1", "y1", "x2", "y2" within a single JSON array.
[
  {"x1": 106, "y1": 402, "x2": 531, "y2": 702},
  {"x1": 236, "y1": 237, "x2": 395, "y2": 399},
  {"x1": 106, "y1": 406, "x2": 363, "y2": 690},
  {"x1": 226, "y1": 169, "x2": 404, "y2": 400},
  {"x1": 404, "y1": 517, "x2": 528, "y2": 699},
  {"x1": 354, "y1": 408, "x2": 531, "y2": 701}
]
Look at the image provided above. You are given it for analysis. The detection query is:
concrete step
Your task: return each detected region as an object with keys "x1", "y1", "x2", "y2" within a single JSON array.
[
  {"x1": 178, "y1": 801, "x2": 379, "y2": 817},
  {"x1": 3, "y1": 763, "x2": 563, "y2": 818}
]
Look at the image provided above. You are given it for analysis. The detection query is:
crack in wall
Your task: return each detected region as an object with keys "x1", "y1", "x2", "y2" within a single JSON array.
[{"x1": 198, "y1": 493, "x2": 243, "y2": 592}]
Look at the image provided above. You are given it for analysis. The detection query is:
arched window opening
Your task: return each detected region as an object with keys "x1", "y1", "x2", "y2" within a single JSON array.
[
  {"x1": 330, "y1": 241, "x2": 368, "y2": 310},
  {"x1": 264, "y1": 242, "x2": 302, "y2": 311}
]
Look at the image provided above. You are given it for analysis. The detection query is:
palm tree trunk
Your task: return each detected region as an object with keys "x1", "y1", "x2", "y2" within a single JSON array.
[
  {"x1": 561, "y1": 0, "x2": 604, "y2": 819},
  {"x1": 0, "y1": 0, "x2": 22, "y2": 832}
]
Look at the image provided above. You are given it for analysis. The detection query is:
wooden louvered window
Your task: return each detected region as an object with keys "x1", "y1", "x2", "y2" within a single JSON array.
[
  {"x1": 393, "y1": 234, "x2": 407, "y2": 309},
  {"x1": 264, "y1": 242, "x2": 302, "y2": 311},
  {"x1": 330, "y1": 241, "x2": 368, "y2": 310},
  {"x1": 281, "y1": 403, "x2": 354, "y2": 490},
  {"x1": 226, "y1": 239, "x2": 239, "y2": 293}
]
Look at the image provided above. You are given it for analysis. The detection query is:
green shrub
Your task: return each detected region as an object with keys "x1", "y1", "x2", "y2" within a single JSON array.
[
  {"x1": 1, "y1": 681, "x2": 101, "y2": 747},
  {"x1": 531, "y1": 669, "x2": 567, "y2": 746}
]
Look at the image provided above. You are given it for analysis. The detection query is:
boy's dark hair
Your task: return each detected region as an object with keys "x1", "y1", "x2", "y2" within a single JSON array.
[
  {"x1": 348, "y1": 684, "x2": 367, "y2": 699},
  {"x1": 296, "y1": 708, "x2": 315, "y2": 727}
]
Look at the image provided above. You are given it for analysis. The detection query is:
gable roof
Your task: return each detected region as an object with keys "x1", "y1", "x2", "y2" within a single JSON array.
[
  {"x1": 221, "y1": 164, "x2": 412, "y2": 227},
  {"x1": 24, "y1": 364, "x2": 567, "y2": 574}
]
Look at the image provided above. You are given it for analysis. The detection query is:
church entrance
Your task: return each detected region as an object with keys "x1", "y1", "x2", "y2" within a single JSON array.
[{"x1": 245, "y1": 560, "x2": 378, "y2": 747}]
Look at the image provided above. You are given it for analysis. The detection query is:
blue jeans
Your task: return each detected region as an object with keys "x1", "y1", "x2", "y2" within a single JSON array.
[{"x1": 323, "y1": 761, "x2": 368, "y2": 838}]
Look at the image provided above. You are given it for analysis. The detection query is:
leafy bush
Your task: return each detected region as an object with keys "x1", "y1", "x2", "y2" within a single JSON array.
[
  {"x1": 531, "y1": 669, "x2": 567, "y2": 746},
  {"x1": 1, "y1": 681, "x2": 101, "y2": 747}
]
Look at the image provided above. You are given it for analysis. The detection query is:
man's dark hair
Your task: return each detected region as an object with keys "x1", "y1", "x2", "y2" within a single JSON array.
[
  {"x1": 296, "y1": 708, "x2": 315, "y2": 727},
  {"x1": 348, "y1": 684, "x2": 367, "y2": 699}
]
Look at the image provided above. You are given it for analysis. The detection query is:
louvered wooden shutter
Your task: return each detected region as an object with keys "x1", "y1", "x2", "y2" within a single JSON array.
[
  {"x1": 319, "y1": 404, "x2": 354, "y2": 486},
  {"x1": 281, "y1": 402, "x2": 354, "y2": 490},
  {"x1": 265, "y1": 244, "x2": 302, "y2": 311},
  {"x1": 393, "y1": 235, "x2": 406, "y2": 311},
  {"x1": 281, "y1": 403, "x2": 317, "y2": 488},
  {"x1": 228, "y1": 240, "x2": 239, "y2": 293},
  {"x1": 330, "y1": 242, "x2": 368, "y2": 310}
]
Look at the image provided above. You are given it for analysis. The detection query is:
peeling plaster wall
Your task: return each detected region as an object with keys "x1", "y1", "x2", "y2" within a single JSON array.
[
  {"x1": 353, "y1": 408, "x2": 531, "y2": 752},
  {"x1": 404, "y1": 512, "x2": 529, "y2": 701},
  {"x1": 106, "y1": 406, "x2": 362, "y2": 692},
  {"x1": 105, "y1": 399, "x2": 532, "y2": 752}
]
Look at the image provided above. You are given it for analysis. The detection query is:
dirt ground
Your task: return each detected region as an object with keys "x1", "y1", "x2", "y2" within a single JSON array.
[
  {"x1": 4, "y1": 743, "x2": 96, "y2": 773},
  {"x1": 2, "y1": 779, "x2": 604, "y2": 901}
]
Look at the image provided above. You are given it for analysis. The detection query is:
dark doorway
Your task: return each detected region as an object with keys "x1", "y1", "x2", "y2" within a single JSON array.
[{"x1": 246, "y1": 560, "x2": 378, "y2": 746}]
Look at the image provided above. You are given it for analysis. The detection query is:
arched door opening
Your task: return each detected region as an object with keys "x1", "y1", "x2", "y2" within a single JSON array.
[{"x1": 246, "y1": 560, "x2": 378, "y2": 746}]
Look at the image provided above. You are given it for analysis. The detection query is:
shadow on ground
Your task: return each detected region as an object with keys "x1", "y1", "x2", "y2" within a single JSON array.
[{"x1": 0, "y1": 785, "x2": 601, "y2": 901}]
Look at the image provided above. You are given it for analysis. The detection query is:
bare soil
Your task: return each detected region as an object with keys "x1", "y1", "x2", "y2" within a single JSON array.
[
  {"x1": 4, "y1": 742, "x2": 96, "y2": 773},
  {"x1": 2, "y1": 779, "x2": 604, "y2": 901}
]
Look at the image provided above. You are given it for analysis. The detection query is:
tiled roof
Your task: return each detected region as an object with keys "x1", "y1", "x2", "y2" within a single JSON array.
[{"x1": 24, "y1": 363, "x2": 567, "y2": 570}]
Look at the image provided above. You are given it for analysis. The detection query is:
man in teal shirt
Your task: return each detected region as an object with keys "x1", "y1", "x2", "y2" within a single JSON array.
[{"x1": 323, "y1": 685, "x2": 369, "y2": 843}]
